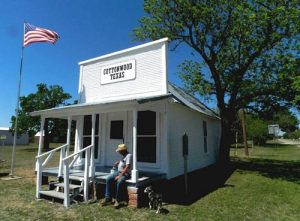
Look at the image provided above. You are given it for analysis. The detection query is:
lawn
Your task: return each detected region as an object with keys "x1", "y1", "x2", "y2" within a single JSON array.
[{"x1": 0, "y1": 143, "x2": 300, "y2": 221}]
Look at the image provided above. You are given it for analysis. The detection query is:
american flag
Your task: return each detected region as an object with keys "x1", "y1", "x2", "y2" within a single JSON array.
[{"x1": 23, "y1": 23, "x2": 59, "y2": 47}]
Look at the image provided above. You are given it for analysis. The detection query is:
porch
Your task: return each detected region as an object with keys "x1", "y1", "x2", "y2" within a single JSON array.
[
  {"x1": 42, "y1": 166, "x2": 166, "y2": 187},
  {"x1": 31, "y1": 97, "x2": 169, "y2": 207}
]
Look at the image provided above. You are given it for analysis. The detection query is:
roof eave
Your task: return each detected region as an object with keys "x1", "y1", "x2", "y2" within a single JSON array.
[{"x1": 78, "y1": 37, "x2": 169, "y2": 66}]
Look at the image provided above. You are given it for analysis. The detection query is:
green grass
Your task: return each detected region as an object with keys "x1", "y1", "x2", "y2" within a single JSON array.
[{"x1": 0, "y1": 143, "x2": 300, "y2": 220}]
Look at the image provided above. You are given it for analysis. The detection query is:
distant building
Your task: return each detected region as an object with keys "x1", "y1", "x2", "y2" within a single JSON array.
[{"x1": 0, "y1": 127, "x2": 29, "y2": 145}]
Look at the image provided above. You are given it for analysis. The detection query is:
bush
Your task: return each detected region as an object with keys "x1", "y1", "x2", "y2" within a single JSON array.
[
  {"x1": 247, "y1": 115, "x2": 269, "y2": 145},
  {"x1": 284, "y1": 130, "x2": 300, "y2": 139}
]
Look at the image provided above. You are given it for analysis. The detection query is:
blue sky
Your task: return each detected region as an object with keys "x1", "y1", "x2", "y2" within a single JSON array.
[{"x1": 0, "y1": 0, "x2": 202, "y2": 128}]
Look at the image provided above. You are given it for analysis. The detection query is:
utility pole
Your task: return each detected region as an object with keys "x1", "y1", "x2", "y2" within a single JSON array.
[
  {"x1": 235, "y1": 131, "x2": 238, "y2": 156},
  {"x1": 240, "y1": 109, "x2": 249, "y2": 156}
]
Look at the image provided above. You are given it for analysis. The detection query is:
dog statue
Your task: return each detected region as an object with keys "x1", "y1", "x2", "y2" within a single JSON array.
[{"x1": 144, "y1": 186, "x2": 163, "y2": 214}]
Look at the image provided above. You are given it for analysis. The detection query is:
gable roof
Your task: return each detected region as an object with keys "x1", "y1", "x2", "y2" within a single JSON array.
[{"x1": 168, "y1": 83, "x2": 219, "y2": 119}]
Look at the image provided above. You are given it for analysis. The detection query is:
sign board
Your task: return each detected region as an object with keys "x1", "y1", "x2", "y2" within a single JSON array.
[
  {"x1": 100, "y1": 60, "x2": 136, "y2": 85},
  {"x1": 268, "y1": 124, "x2": 280, "y2": 136},
  {"x1": 0, "y1": 135, "x2": 6, "y2": 140}
]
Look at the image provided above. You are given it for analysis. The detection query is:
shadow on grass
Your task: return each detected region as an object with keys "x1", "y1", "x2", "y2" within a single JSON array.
[
  {"x1": 21, "y1": 148, "x2": 38, "y2": 153},
  {"x1": 232, "y1": 158, "x2": 300, "y2": 184},
  {"x1": 231, "y1": 143, "x2": 293, "y2": 149},
  {"x1": 0, "y1": 172, "x2": 9, "y2": 177},
  {"x1": 154, "y1": 164, "x2": 235, "y2": 206},
  {"x1": 22, "y1": 147, "x2": 56, "y2": 153},
  {"x1": 152, "y1": 156, "x2": 300, "y2": 206},
  {"x1": 263, "y1": 143, "x2": 295, "y2": 148}
]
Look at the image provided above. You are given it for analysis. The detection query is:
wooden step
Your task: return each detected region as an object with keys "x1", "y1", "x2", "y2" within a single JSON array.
[
  {"x1": 69, "y1": 176, "x2": 84, "y2": 181},
  {"x1": 54, "y1": 183, "x2": 82, "y2": 190},
  {"x1": 40, "y1": 190, "x2": 72, "y2": 200}
]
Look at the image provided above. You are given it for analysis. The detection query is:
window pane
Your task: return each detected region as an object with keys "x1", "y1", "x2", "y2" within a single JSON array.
[
  {"x1": 203, "y1": 121, "x2": 207, "y2": 136},
  {"x1": 110, "y1": 120, "x2": 123, "y2": 139},
  {"x1": 83, "y1": 115, "x2": 91, "y2": 135},
  {"x1": 137, "y1": 137, "x2": 156, "y2": 163},
  {"x1": 83, "y1": 114, "x2": 99, "y2": 136},
  {"x1": 82, "y1": 137, "x2": 98, "y2": 159},
  {"x1": 82, "y1": 137, "x2": 91, "y2": 158},
  {"x1": 204, "y1": 137, "x2": 207, "y2": 153},
  {"x1": 95, "y1": 114, "x2": 99, "y2": 135},
  {"x1": 94, "y1": 137, "x2": 99, "y2": 159},
  {"x1": 203, "y1": 121, "x2": 208, "y2": 153},
  {"x1": 137, "y1": 111, "x2": 156, "y2": 135}
]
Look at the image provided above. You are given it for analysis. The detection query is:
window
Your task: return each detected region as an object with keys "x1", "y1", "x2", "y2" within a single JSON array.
[
  {"x1": 137, "y1": 111, "x2": 156, "y2": 163},
  {"x1": 110, "y1": 120, "x2": 123, "y2": 139},
  {"x1": 82, "y1": 114, "x2": 99, "y2": 159},
  {"x1": 203, "y1": 121, "x2": 208, "y2": 153}
]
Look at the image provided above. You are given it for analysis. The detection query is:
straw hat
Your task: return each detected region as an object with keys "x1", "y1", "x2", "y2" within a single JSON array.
[{"x1": 116, "y1": 144, "x2": 127, "y2": 152}]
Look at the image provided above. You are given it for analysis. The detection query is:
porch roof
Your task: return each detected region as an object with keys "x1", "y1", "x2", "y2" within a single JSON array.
[
  {"x1": 30, "y1": 83, "x2": 220, "y2": 119},
  {"x1": 30, "y1": 94, "x2": 172, "y2": 118}
]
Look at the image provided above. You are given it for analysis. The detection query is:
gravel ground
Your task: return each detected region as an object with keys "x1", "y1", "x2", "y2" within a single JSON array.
[{"x1": 276, "y1": 139, "x2": 300, "y2": 146}]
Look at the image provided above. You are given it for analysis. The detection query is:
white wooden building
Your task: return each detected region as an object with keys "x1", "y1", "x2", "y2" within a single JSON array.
[{"x1": 32, "y1": 38, "x2": 221, "y2": 207}]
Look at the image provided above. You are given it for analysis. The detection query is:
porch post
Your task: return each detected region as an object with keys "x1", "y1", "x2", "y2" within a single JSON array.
[
  {"x1": 36, "y1": 117, "x2": 45, "y2": 198},
  {"x1": 77, "y1": 116, "x2": 84, "y2": 165},
  {"x1": 66, "y1": 116, "x2": 72, "y2": 156},
  {"x1": 131, "y1": 109, "x2": 138, "y2": 182},
  {"x1": 37, "y1": 117, "x2": 45, "y2": 156},
  {"x1": 35, "y1": 117, "x2": 45, "y2": 171},
  {"x1": 89, "y1": 114, "x2": 95, "y2": 178},
  {"x1": 74, "y1": 119, "x2": 79, "y2": 153}
]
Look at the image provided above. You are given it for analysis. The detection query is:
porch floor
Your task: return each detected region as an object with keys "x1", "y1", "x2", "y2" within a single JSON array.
[{"x1": 42, "y1": 166, "x2": 166, "y2": 187}]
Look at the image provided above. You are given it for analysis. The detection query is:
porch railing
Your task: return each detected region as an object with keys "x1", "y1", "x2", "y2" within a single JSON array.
[
  {"x1": 62, "y1": 144, "x2": 93, "y2": 207},
  {"x1": 36, "y1": 143, "x2": 68, "y2": 199},
  {"x1": 35, "y1": 114, "x2": 96, "y2": 207}
]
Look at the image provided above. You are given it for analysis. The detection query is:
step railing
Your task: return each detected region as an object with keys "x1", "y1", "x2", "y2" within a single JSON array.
[
  {"x1": 36, "y1": 115, "x2": 96, "y2": 207},
  {"x1": 62, "y1": 144, "x2": 93, "y2": 207},
  {"x1": 36, "y1": 143, "x2": 68, "y2": 199}
]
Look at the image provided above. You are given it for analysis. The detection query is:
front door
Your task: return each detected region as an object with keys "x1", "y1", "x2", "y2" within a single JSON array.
[{"x1": 105, "y1": 111, "x2": 127, "y2": 166}]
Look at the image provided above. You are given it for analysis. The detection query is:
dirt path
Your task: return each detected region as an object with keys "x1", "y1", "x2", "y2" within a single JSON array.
[{"x1": 276, "y1": 139, "x2": 300, "y2": 146}]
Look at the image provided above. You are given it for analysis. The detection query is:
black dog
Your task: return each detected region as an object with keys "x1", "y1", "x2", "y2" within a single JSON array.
[{"x1": 144, "y1": 186, "x2": 163, "y2": 214}]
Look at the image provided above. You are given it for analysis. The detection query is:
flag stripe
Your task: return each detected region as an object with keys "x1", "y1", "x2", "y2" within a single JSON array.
[
  {"x1": 24, "y1": 32, "x2": 58, "y2": 43},
  {"x1": 23, "y1": 23, "x2": 59, "y2": 47}
]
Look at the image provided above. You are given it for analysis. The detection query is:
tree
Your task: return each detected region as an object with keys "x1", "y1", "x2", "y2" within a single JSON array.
[
  {"x1": 272, "y1": 110, "x2": 298, "y2": 133},
  {"x1": 291, "y1": 59, "x2": 300, "y2": 109},
  {"x1": 134, "y1": 0, "x2": 300, "y2": 164},
  {"x1": 10, "y1": 83, "x2": 71, "y2": 149},
  {"x1": 246, "y1": 114, "x2": 269, "y2": 145}
]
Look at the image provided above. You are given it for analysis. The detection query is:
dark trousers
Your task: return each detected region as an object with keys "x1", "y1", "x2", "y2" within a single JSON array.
[{"x1": 105, "y1": 171, "x2": 130, "y2": 202}]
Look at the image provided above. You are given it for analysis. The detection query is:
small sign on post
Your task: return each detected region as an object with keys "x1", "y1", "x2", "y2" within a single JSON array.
[
  {"x1": 268, "y1": 124, "x2": 280, "y2": 148},
  {"x1": 268, "y1": 124, "x2": 280, "y2": 137}
]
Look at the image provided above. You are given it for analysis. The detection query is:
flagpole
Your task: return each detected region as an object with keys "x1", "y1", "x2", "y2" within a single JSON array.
[{"x1": 9, "y1": 42, "x2": 25, "y2": 177}]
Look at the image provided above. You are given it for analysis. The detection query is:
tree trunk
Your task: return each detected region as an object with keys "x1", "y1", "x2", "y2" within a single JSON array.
[
  {"x1": 218, "y1": 123, "x2": 231, "y2": 164},
  {"x1": 218, "y1": 111, "x2": 235, "y2": 166}
]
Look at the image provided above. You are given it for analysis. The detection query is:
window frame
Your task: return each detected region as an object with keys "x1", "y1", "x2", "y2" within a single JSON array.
[
  {"x1": 203, "y1": 120, "x2": 208, "y2": 153},
  {"x1": 136, "y1": 110, "x2": 160, "y2": 168},
  {"x1": 109, "y1": 120, "x2": 124, "y2": 140},
  {"x1": 81, "y1": 114, "x2": 100, "y2": 159}
]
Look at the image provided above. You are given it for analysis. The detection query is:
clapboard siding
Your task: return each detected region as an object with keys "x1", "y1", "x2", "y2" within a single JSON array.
[
  {"x1": 79, "y1": 42, "x2": 166, "y2": 103},
  {"x1": 167, "y1": 102, "x2": 220, "y2": 179}
]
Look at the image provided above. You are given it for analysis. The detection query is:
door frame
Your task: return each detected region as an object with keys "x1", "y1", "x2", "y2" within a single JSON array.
[{"x1": 104, "y1": 111, "x2": 128, "y2": 166}]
